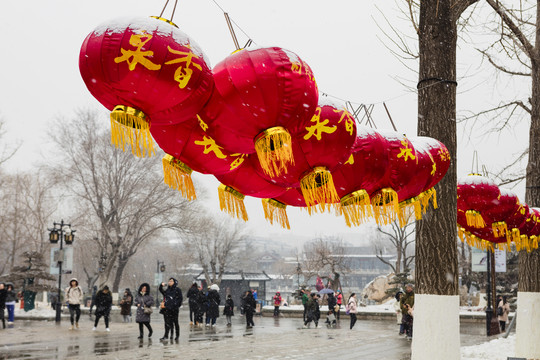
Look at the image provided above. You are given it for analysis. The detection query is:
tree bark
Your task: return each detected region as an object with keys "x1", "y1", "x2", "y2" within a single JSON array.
[
  {"x1": 416, "y1": 0, "x2": 459, "y2": 296},
  {"x1": 112, "y1": 258, "x2": 129, "y2": 293},
  {"x1": 520, "y1": 17, "x2": 540, "y2": 292}
]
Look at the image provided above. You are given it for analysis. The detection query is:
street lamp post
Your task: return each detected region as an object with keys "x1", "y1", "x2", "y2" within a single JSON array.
[
  {"x1": 48, "y1": 220, "x2": 75, "y2": 324},
  {"x1": 156, "y1": 261, "x2": 165, "y2": 308},
  {"x1": 485, "y1": 250, "x2": 500, "y2": 336},
  {"x1": 296, "y1": 262, "x2": 301, "y2": 290}
]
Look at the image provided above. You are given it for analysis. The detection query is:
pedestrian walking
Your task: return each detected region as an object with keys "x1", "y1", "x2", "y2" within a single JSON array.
[
  {"x1": 195, "y1": 285, "x2": 206, "y2": 326},
  {"x1": 89, "y1": 285, "x2": 97, "y2": 316},
  {"x1": 93, "y1": 285, "x2": 112, "y2": 331},
  {"x1": 394, "y1": 291, "x2": 404, "y2": 335},
  {"x1": 223, "y1": 294, "x2": 234, "y2": 326},
  {"x1": 134, "y1": 283, "x2": 154, "y2": 339},
  {"x1": 400, "y1": 284, "x2": 415, "y2": 340},
  {"x1": 65, "y1": 278, "x2": 84, "y2": 330},
  {"x1": 242, "y1": 290, "x2": 256, "y2": 328},
  {"x1": 0, "y1": 282, "x2": 6, "y2": 329},
  {"x1": 497, "y1": 295, "x2": 510, "y2": 331},
  {"x1": 119, "y1": 288, "x2": 133, "y2": 323},
  {"x1": 301, "y1": 289, "x2": 309, "y2": 322},
  {"x1": 186, "y1": 283, "x2": 199, "y2": 325},
  {"x1": 303, "y1": 293, "x2": 318, "y2": 328},
  {"x1": 159, "y1": 278, "x2": 183, "y2": 340},
  {"x1": 5, "y1": 282, "x2": 16, "y2": 325},
  {"x1": 273, "y1": 292, "x2": 282, "y2": 317},
  {"x1": 335, "y1": 290, "x2": 343, "y2": 320},
  {"x1": 325, "y1": 311, "x2": 336, "y2": 328},
  {"x1": 327, "y1": 292, "x2": 337, "y2": 315},
  {"x1": 314, "y1": 294, "x2": 321, "y2": 327},
  {"x1": 206, "y1": 284, "x2": 220, "y2": 327},
  {"x1": 348, "y1": 293, "x2": 358, "y2": 330}
]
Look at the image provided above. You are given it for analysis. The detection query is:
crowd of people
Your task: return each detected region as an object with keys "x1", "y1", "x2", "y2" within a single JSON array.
[{"x1": 0, "y1": 278, "x2": 515, "y2": 344}]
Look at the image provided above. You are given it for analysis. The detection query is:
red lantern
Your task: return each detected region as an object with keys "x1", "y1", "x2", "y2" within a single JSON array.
[
  {"x1": 79, "y1": 16, "x2": 213, "y2": 157},
  {"x1": 457, "y1": 175, "x2": 500, "y2": 228},
  {"x1": 200, "y1": 47, "x2": 318, "y2": 177},
  {"x1": 369, "y1": 132, "x2": 419, "y2": 225},
  {"x1": 256, "y1": 99, "x2": 356, "y2": 212},
  {"x1": 332, "y1": 127, "x2": 389, "y2": 226}
]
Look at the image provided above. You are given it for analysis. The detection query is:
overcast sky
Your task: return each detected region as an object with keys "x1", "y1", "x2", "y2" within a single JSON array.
[{"x1": 0, "y1": 1, "x2": 530, "y2": 245}]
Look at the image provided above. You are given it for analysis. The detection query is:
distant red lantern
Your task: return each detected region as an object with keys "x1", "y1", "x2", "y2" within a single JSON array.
[
  {"x1": 79, "y1": 16, "x2": 213, "y2": 157},
  {"x1": 457, "y1": 175, "x2": 500, "y2": 228},
  {"x1": 200, "y1": 47, "x2": 318, "y2": 177}
]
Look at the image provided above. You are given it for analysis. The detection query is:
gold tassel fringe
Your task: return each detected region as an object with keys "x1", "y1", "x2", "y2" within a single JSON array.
[
  {"x1": 262, "y1": 198, "x2": 290, "y2": 229},
  {"x1": 218, "y1": 184, "x2": 248, "y2": 221},
  {"x1": 371, "y1": 188, "x2": 399, "y2": 225},
  {"x1": 397, "y1": 197, "x2": 422, "y2": 227},
  {"x1": 110, "y1": 105, "x2": 155, "y2": 157},
  {"x1": 491, "y1": 221, "x2": 507, "y2": 238},
  {"x1": 339, "y1": 189, "x2": 373, "y2": 227},
  {"x1": 300, "y1": 167, "x2": 340, "y2": 211},
  {"x1": 254, "y1": 127, "x2": 294, "y2": 178},
  {"x1": 419, "y1": 188, "x2": 438, "y2": 213},
  {"x1": 465, "y1": 210, "x2": 486, "y2": 228},
  {"x1": 162, "y1": 155, "x2": 196, "y2": 201}
]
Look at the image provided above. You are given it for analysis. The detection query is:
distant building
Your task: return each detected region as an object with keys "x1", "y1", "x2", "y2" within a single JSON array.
[{"x1": 195, "y1": 271, "x2": 272, "y2": 308}]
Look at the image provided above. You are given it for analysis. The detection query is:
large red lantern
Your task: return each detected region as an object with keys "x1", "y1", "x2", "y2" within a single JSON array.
[
  {"x1": 369, "y1": 132, "x2": 418, "y2": 225},
  {"x1": 200, "y1": 47, "x2": 318, "y2": 177},
  {"x1": 256, "y1": 99, "x2": 356, "y2": 212},
  {"x1": 332, "y1": 127, "x2": 389, "y2": 227},
  {"x1": 79, "y1": 16, "x2": 213, "y2": 157}
]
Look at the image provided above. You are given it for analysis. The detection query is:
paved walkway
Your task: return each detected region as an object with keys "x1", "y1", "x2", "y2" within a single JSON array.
[{"x1": 0, "y1": 312, "x2": 500, "y2": 359}]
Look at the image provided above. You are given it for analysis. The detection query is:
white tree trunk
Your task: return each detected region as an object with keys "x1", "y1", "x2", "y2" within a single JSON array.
[
  {"x1": 411, "y1": 294, "x2": 460, "y2": 360},
  {"x1": 515, "y1": 291, "x2": 540, "y2": 358}
]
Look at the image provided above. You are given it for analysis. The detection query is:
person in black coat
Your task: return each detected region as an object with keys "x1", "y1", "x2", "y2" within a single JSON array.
[
  {"x1": 223, "y1": 294, "x2": 234, "y2": 326},
  {"x1": 134, "y1": 283, "x2": 154, "y2": 339},
  {"x1": 195, "y1": 286, "x2": 206, "y2": 326},
  {"x1": 89, "y1": 285, "x2": 98, "y2": 316},
  {"x1": 93, "y1": 285, "x2": 112, "y2": 331},
  {"x1": 186, "y1": 283, "x2": 199, "y2": 325},
  {"x1": 327, "y1": 293, "x2": 337, "y2": 315},
  {"x1": 242, "y1": 290, "x2": 256, "y2": 328},
  {"x1": 205, "y1": 285, "x2": 220, "y2": 327},
  {"x1": 0, "y1": 282, "x2": 6, "y2": 329},
  {"x1": 159, "y1": 278, "x2": 183, "y2": 340}
]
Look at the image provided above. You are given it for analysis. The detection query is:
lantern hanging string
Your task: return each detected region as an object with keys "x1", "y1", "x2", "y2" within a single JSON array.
[
  {"x1": 160, "y1": 0, "x2": 179, "y2": 21},
  {"x1": 209, "y1": 0, "x2": 256, "y2": 47}
]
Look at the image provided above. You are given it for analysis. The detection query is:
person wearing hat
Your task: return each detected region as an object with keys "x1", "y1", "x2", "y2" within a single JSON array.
[
  {"x1": 93, "y1": 285, "x2": 112, "y2": 331},
  {"x1": 206, "y1": 284, "x2": 220, "y2": 327},
  {"x1": 119, "y1": 288, "x2": 133, "y2": 323},
  {"x1": 273, "y1": 291, "x2": 283, "y2": 317},
  {"x1": 65, "y1": 278, "x2": 84, "y2": 330}
]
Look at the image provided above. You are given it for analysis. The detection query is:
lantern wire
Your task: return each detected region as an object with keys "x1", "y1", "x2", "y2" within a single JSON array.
[
  {"x1": 209, "y1": 0, "x2": 255, "y2": 47},
  {"x1": 160, "y1": 0, "x2": 179, "y2": 22}
]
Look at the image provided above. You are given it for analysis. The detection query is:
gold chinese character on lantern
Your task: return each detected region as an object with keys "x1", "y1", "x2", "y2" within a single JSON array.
[
  {"x1": 335, "y1": 109, "x2": 355, "y2": 136},
  {"x1": 229, "y1": 154, "x2": 247, "y2": 171},
  {"x1": 165, "y1": 45, "x2": 202, "y2": 89},
  {"x1": 397, "y1": 139, "x2": 416, "y2": 162},
  {"x1": 194, "y1": 136, "x2": 227, "y2": 159},
  {"x1": 114, "y1": 32, "x2": 162, "y2": 71},
  {"x1": 304, "y1": 108, "x2": 337, "y2": 141}
]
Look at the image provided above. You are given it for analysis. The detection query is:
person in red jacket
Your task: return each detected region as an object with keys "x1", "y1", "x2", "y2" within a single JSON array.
[
  {"x1": 335, "y1": 290, "x2": 343, "y2": 320},
  {"x1": 273, "y1": 292, "x2": 283, "y2": 317}
]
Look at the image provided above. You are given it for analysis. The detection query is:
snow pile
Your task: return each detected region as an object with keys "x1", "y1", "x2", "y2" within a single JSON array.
[
  {"x1": 461, "y1": 335, "x2": 515, "y2": 359},
  {"x1": 14, "y1": 307, "x2": 57, "y2": 318}
]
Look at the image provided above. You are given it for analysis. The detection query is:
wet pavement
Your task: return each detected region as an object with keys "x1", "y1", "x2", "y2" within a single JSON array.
[{"x1": 0, "y1": 312, "x2": 500, "y2": 359}]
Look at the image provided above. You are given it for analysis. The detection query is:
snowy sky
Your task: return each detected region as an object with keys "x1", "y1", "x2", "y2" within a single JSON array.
[{"x1": 0, "y1": 1, "x2": 530, "y2": 246}]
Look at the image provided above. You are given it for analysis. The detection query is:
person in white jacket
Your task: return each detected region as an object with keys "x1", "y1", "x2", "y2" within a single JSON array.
[
  {"x1": 64, "y1": 278, "x2": 84, "y2": 330},
  {"x1": 348, "y1": 293, "x2": 358, "y2": 330}
]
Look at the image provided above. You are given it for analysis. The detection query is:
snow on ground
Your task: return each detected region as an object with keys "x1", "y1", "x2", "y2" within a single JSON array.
[
  {"x1": 14, "y1": 306, "x2": 57, "y2": 318},
  {"x1": 461, "y1": 335, "x2": 515, "y2": 360}
]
